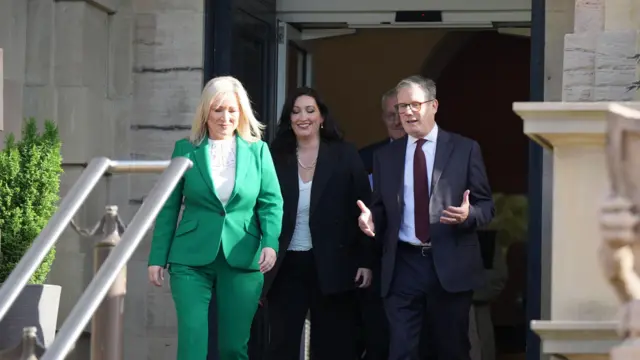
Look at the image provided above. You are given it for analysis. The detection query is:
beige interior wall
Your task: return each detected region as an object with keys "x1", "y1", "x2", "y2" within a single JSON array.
[{"x1": 307, "y1": 29, "x2": 449, "y2": 148}]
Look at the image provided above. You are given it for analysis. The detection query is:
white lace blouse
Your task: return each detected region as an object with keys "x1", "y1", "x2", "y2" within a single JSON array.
[{"x1": 208, "y1": 137, "x2": 236, "y2": 206}]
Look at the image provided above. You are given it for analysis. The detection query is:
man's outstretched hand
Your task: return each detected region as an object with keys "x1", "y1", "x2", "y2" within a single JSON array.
[
  {"x1": 357, "y1": 200, "x2": 376, "y2": 237},
  {"x1": 440, "y1": 189, "x2": 470, "y2": 225}
]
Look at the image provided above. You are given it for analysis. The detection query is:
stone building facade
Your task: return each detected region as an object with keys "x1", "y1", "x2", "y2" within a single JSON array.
[{"x1": 0, "y1": 0, "x2": 203, "y2": 358}]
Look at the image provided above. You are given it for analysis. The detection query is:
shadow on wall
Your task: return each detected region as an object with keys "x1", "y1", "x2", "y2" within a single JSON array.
[{"x1": 423, "y1": 31, "x2": 531, "y2": 195}]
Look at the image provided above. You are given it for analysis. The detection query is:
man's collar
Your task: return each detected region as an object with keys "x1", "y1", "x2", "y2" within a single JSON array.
[{"x1": 408, "y1": 124, "x2": 438, "y2": 144}]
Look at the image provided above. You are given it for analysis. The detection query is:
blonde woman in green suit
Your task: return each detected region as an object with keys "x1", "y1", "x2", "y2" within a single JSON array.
[{"x1": 147, "y1": 76, "x2": 284, "y2": 360}]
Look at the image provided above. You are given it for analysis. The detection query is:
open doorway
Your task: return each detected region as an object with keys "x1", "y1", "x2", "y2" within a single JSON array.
[{"x1": 281, "y1": 27, "x2": 531, "y2": 360}]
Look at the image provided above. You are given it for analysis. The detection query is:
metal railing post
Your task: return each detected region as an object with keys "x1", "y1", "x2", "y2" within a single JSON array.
[
  {"x1": 71, "y1": 206, "x2": 127, "y2": 360},
  {"x1": 91, "y1": 206, "x2": 126, "y2": 360},
  {"x1": 0, "y1": 327, "x2": 45, "y2": 360}
]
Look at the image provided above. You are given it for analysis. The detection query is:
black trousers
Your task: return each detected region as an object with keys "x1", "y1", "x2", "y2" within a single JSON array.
[
  {"x1": 356, "y1": 265, "x2": 389, "y2": 360},
  {"x1": 266, "y1": 250, "x2": 358, "y2": 360},
  {"x1": 385, "y1": 242, "x2": 472, "y2": 360}
]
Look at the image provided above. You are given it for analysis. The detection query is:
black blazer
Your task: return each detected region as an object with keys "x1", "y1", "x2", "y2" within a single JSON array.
[
  {"x1": 370, "y1": 130, "x2": 495, "y2": 296},
  {"x1": 359, "y1": 138, "x2": 391, "y2": 174},
  {"x1": 264, "y1": 140, "x2": 373, "y2": 296}
]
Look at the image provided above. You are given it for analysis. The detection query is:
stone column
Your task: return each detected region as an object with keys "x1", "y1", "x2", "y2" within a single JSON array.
[{"x1": 512, "y1": 2, "x2": 640, "y2": 360}]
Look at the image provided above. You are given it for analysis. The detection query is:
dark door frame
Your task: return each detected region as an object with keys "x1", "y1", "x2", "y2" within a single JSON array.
[
  {"x1": 204, "y1": 0, "x2": 230, "y2": 81},
  {"x1": 527, "y1": 0, "x2": 545, "y2": 359},
  {"x1": 203, "y1": 0, "x2": 278, "y2": 139}
]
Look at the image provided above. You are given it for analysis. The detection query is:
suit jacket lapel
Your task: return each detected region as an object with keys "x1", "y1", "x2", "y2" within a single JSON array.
[
  {"x1": 228, "y1": 135, "x2": 249, "y2": 204},
  {"x1": 431, "y1": 130, "x2": 453, "y2": 194},
  {"x1": 194, "y1": 139, "x2": 217, "y2": 198},
  {"x1": 309, "y1": 141, "x2": 332, "y2": 215}
]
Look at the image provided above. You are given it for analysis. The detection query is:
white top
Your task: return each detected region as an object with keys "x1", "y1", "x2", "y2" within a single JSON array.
[
  {"x1": 208, "y1": 137, "x2": 236, "y2": 206},
  {"x1": 288, "y1": 176, "x2": 313, "y2": 251},
  {"x1": 398, "y1": 124, "x2": 438, "y2": 245}
]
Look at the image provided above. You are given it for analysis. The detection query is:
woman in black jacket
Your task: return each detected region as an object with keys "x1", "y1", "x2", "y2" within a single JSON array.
[{"x1": 264, "y1": 87, "x2": 373, "y2": 360}]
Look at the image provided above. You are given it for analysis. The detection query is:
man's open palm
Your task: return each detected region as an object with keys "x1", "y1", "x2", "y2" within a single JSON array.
[
  {"x1": 440, "y1": 189, "x2": 470, "y2": 224},
  {"x1": 357, "y1": 200, "x2": 375, "y2": 237}
]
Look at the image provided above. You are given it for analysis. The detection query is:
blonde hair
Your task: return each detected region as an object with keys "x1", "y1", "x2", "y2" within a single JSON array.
[{"x1": 189, "y1": 76, "x2": 265, "y2": 144}]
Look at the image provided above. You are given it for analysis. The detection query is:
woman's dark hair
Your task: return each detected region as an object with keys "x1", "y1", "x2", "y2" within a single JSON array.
[{"x1": 270, "y1": 87, "x2": 343, "y2": 154}]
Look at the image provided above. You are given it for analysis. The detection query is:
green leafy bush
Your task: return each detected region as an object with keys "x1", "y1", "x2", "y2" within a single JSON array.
[{"x1": 0, "y1": 118, "x2": 63, "y2": 284}]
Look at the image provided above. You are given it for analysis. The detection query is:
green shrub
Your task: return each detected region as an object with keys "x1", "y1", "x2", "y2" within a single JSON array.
[{"x1": 0, "y1": 118, "x2": 63, "y2": 284}]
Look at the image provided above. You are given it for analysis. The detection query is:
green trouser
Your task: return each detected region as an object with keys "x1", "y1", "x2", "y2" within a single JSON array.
[{"x1": 169, "y1": 254, "x2": 263, "y2": 360}]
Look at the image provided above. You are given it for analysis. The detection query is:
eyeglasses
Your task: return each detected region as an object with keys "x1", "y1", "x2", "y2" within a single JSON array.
[{"x1": 395, "y1": 100, "x2": 435, "y2": 114}]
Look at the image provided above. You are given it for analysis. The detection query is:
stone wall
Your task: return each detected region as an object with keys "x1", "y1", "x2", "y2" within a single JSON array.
[
  {"x1": 562, "y1": 0, "x2": 640, "y2": 101},
  {"x1": 127, "y1": 0, "x2": 203, "y2": 358},
  {"x1": 0, "y1": 0, "x2": 204, "y2": 358}
]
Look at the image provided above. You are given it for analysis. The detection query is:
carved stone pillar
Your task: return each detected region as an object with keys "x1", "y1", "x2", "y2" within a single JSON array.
[
  {"x1": 599, "y1": 104, "x2": 640, "y2": 359},
  {"x1": 514, "y1": 102, "x2": 620, "y2": 360},
  {"x1": 513, "y1": 0, "x2": 640, "y2": 358}
]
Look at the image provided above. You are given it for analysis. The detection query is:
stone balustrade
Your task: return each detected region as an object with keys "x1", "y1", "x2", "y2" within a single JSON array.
[
  {"x1": 513, "y1": 101, "x2": 640, "y2": 360},
  {"x1": 516, "y1": 0, "x2": 640, "y2": 356}
]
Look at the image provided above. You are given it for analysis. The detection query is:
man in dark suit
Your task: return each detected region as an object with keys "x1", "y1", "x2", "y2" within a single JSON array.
[
  {"x1": 356, "y1": 88, "x2": 404, "y2": 360},
  {"x1": 357, "y1": 75, "x2": 494, "y2": 360},
  {"x1": 359, "y1": 88, "x2": 406, "y2": 174}
]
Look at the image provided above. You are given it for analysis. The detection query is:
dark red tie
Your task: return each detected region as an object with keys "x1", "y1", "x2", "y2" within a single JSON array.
[{"x1": 414, "y1": 138, "x2": 430, "y2": 244}]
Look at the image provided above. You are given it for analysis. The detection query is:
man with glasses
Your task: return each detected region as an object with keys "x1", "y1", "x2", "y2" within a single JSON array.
[{"x1": 357, "y1": 75, "x2": 494, "y2": 360}]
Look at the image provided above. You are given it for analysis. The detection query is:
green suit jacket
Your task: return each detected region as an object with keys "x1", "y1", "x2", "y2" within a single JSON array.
[{"x1": 148, "y1": 136, "x2": 284, "y2": 271}]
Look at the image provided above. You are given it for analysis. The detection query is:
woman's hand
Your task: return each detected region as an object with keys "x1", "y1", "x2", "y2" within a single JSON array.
[
  {"x1": 259, "y1": 247, "x2": 277, "y2": 273},
  {"x1": 355, "y1": 268, "x2": 372, "y2": 288},
  {"x1": 148, "y1": 265, "x2": 165, "y2": 287}
]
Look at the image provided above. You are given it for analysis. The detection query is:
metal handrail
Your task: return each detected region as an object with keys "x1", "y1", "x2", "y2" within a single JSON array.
[
  {"x1": 41, "y1": 157, "x2": 192, "y2": 360},
  {"x1": 0, "y1": 158, "x2": 189, "y2": 323}
]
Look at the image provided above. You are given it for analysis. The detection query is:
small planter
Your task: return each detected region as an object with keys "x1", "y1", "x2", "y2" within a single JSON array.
[{"x1": 0, "y1": 284, "x2": 62, "y2": 350}]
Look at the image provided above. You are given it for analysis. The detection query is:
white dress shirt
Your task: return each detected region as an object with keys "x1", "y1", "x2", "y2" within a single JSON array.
[{"x1": 398, "y1": 125, "x2": 438, "y2": 245}]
